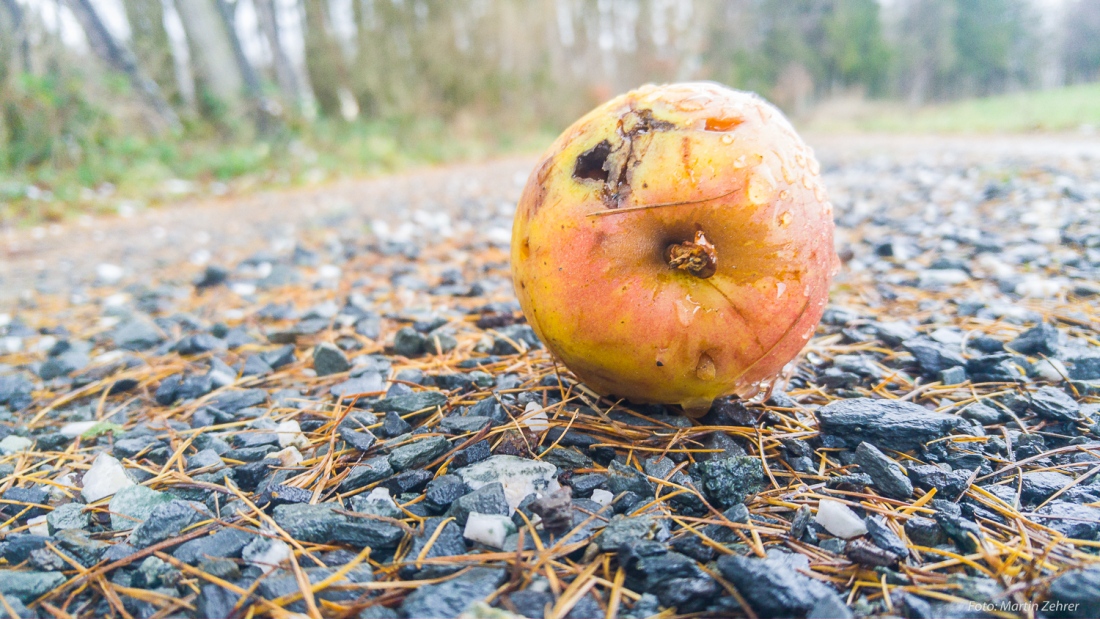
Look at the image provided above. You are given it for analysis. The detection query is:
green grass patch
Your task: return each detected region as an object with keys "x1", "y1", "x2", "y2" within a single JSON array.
[{"x1": 806, "y1": 83, "x2": 1100, "y2": 134}]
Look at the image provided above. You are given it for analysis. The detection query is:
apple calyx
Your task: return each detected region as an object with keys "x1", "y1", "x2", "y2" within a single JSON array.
[{"x1": 665, "y1": 230, "x2": 717, "y2": 279}]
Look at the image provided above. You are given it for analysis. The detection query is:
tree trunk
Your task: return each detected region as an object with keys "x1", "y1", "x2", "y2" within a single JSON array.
[
  {"x1": 64, "y1": 0, "x2": 181, "y2": 132},
  {"x1": 121, "y1": 0, "x2": 177, "y2": 103},
  {"x1": 302, "y1": 0, "x2": 349, "y2": 118},
  {"x1": 255, "y1": 0, "x2": 302, "y2": 111},
  {"x1": 173, "y1": 0, "x2": 245, "y2": 118},
  {"x1": 1, "y1": 0, "x2": 31, "y2": 76},
  {"x1": 214, "y1": 0, "x2": 274, "y2": 134}
]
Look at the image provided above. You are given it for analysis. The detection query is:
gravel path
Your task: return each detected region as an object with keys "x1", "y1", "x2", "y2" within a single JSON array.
[{"x1": 1, "y1": 133, "x2": 1099, "y2": 619}]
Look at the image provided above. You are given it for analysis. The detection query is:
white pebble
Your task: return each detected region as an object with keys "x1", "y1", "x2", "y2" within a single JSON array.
[
  {"x1": 0, "y1": 435, "x2": 33, "y2": 455},
  {"x1": 81, "y1": 453, "x2": 135, "y2": 503},
  {"x1": 270, "y1": 446, "x2": 304, "y2": 467},
  {"x1": 60, "y1": 421, "x2": 99, "y2": 439},
  {"x1": 815, "y1": 499, "x2": 868, "y2": 539},
  {"x1": 590, "y1": 489, "x2": 614, "y2": 507},
  {"x1": 1032, "y1": 358, "x2": 1068, "y2": 382},
  {"x1": 243, "y1": 537, "x2": 291, "y2": 574},
  {"x1": 27, "y1": 515, "x2": 49, "y2": 536},
  {"x1": 463, "y1": 512, "x2": 516, "y2": 549},
  {"x1": 276, "y1": 420, "x2": 310, "y2": 449},
  {"x1": 521, "y1": 402, "x2": 549, "y2": 434},
  {"x1": 96, "y1": 263, "x2": 124, "y2": 284}
]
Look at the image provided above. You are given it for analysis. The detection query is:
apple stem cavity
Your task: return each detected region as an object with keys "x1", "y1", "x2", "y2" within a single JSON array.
[{"x1": 666, "y1": 230, "x2": 718, "y2": 279}]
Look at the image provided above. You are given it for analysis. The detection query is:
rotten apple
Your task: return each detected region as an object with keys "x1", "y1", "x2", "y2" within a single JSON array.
[{"x1": 511, "y1": 82, "x2": 838, "y2": 413}]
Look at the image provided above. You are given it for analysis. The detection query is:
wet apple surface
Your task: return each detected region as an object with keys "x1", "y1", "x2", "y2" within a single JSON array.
[{"x1": 511, "y1": 82, "x2": 839, "y2": 412}]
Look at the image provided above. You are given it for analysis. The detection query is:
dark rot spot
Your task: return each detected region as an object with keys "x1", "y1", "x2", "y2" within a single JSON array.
[
  {"x1": 574, "y1": 140, "x2": 612, "y2": 183},
  {"x1": 681, "y1": 136, "x2": 691, "y2": 170}
]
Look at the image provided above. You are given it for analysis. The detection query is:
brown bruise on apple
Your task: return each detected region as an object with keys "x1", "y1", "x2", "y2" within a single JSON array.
[{"x1": 512, "y1": 82, "x2": 839, "y2": 414}]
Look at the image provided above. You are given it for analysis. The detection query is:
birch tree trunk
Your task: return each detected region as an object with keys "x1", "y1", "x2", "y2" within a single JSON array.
[
  {"x1": 173, "y1": 0, "x2": 245, "y2": 118},
  {"x1": 255, "y1": 0, "x2": 302, "y2": 111},
  {"x1": 302, "y1": 0, "x2": 349, "y2": 118},
  {"x1": 64, "y1": 0, "x2": 181, "y2": 132},
  {"x1": 122, "y1": 0, "x2": 177, "y2": 103}
]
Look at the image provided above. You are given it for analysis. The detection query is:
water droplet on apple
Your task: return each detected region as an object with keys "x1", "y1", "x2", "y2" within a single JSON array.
[
  {"x1": 732, "y1": 155, "x2": 748, "y2": 169},
  {"x1": 721, "y1": 134, "x2": 734, "y2": 145},
  {"x1": 776, "y1": 281, "x2": 787, "y2": 298},
  {"x1": 747, "y1": 166, "x2": 776, "y2": 205},
  {"x1": 779, "y1": 211, "x2": 792, "y2": 227}
]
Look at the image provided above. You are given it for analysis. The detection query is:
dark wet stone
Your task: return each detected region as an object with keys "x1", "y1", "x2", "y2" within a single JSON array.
[
  {"x1": 340, "y1": 456, "x2": 394, "y2": 492},
  {"x1": 196, "y1": 584, "x2": 237, "y2": 619},
  {"x1": 0, "y1": 571, "x2": 67, "y2": 604},
  {"x1": 1008, "y1": 323, "x2": 1059, "y2": 356},
  {"x1": 940, "y1": 366, "x2": 968, "y2": 385},
  {"x1": 111, "y1": 318, "x2": 164, "y2": 351},
  {"x1": 492, "y1": 324, "x2": 542, "y2": 355},
  {"x1": 173, "y1": 526, "x2": 256, "y2": 564},
  {"x1": 845, "y1": 537, "x2": 898, "y2": 567},
  {"x1": 273, "y1": 503, "x2": 345, "y2": 543},
  {"x1": 406, "y1": 517, "x2": 467, "y2": 568},
  {"x1": 506, "y1": 590, "x2": 554, "y2": 619},
  {"x1": 1021, "y1": 470, "x2": 1073, "y2": 503},
  {"x1": 2, "y1": 487, "x2": 49, "y2": 520},
  {"x1": 565, "y1": 473, "x2": 607, "y2": 498},
  {"x1": 902, "y1": 338, "x2": 966, "y2": 376},
  {"x1": 968, "y1": 336, "x2": 1005, "y2": 354},
  {"x1": 440, "y1": 415, "x2": 491, "y2": 434},
  {"x1": 959, "y1": 402, "x2": 1003, "y2": 425},
  {"x1": 257, "y1": 483, "x2": 313, "y2": 508},
  {"x1": 259, "y1": 344, "x2": 296, "y2": 369},
  {"x1": 1069, "y1": 356, "x2": 1100, "y2": 381},
  {"x1": 854, "y1": 442, "x2": 913, "y2": 499},
  {"x1": 1046, "y1": 564, "x2": 1100, "y2": 618},
  {"x1": 808, "y1": 593, "x2": 854, "y2": 619},
  {"x1": 701, "y1": 503, "x2": 750, "y2": 543},
  {"x1": 258, "y1": 566, "x2": 373, "y2": 611},
  {"x1": 1035, "y1": 502, "x2": 1100, "y2": 539},
  {"x1": 400, "y1": 567, "x2": 506, "y2": 618},
  {"x1": 446, "y1": 482, "x2": 509, "y2": 525},
  {"x1": 606, "y1": 460, "x2": 654, "y2": 498},
  {"x1": 817, "y1": 398, "x2": 967, "y2": 451},
  {"x1": 194, "y1": 264, "x2": 229, "y2": 289},
  {"x1": 39, "y1": 350, "x2": 89, "y2": 380},
  {"x1": 934, "y1": 507, "x2": 982, "y2": 552},
  {"x1": 381, "y1": 469, "x2": 433, "y2": 495},
  {"x1": 907, "y1": 464, "x2": 973, "y2": 498},
  {"x1": 240, "y1": 355, "x2": 274, "y2": 377},
  {"x1": 0, "y1": 535, "x2": 51, "y2": 564},
  {"x1": 330, "y1": 371, "x2": 384, "y2": 399},
  {"x1": 0, "y1": 375, "x2": 34, "y2": 410},
  {"x1": 46, "y1": 502, "x2": 89, "y2": 532},
  {"x1": 966, "y1": 353, "x2": 1027, "y2": 383},
  {"x1": 374, "y1": 390, "x2": 447, "y2": 414},
  {"x1": 313, "y1": 342, "x2": 350, "y2": 376},
  {"x1": 791, "y1": 504, "x2": 814, "y2": 540},
  {"x1": 378, "y1": 411, "x2": 412, "y2": 438},
  {"x1": 618, "y1": 541, "x2": 717, "y2": 613},
  {"x1": 208, "y1": 389, "x2": 267, "y2": 413},
  {"x1": 174, "y1": 333, "x2": 226, "y2": 356},
  {"x1": 130, "y1": 500, "x2": 210, "y2": 548},
  {"x1": 693, "y1": 456, "x2": 765, "y2": 509},
  {"x1": 424, "y1": 475, "x2": 468, "y2": 511},
  {"x1": 451, "y1": 440, "x2": 492, "y2": 469},
  {"x1": 1029, "y1": 386, "x2": 1081, "y2": 421},
  {"x1": 865, "y1": 516, "x2": 908, "y2": 558},
  {"x1": 388, "y1": 435, "x2": 450, "y2": 471},
  {"x1": 718, "y1": 553, "x2": 845, "y2": 618},
  {"x1": 340, "y1": 427, "x2": 377, "y2": 451},
  {"x1": 331, "y1": 518, "x2": 405, "y2": 548},
  {"x1": 596, "y1": 515, "x2": 668, "y2": 551}
]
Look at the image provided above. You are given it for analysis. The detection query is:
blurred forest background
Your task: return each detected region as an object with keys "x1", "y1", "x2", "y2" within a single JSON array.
[{"x1": 2, "y1": 0, "x2": 1099, "y2": 222}]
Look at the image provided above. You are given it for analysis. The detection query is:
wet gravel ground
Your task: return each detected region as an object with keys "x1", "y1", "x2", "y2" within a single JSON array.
[{"x1": 1, "y1": 134, "x2": 1100, "y2": 619}]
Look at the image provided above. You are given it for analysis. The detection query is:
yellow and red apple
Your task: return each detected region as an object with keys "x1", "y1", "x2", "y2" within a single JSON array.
[{"x1": 511, "y1": 82, "x2": 838, "y2": 413}]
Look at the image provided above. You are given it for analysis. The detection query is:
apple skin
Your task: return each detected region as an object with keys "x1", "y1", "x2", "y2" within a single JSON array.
[{"x1": 511, "y1": 82, "x2": 838, "y2": 413}]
